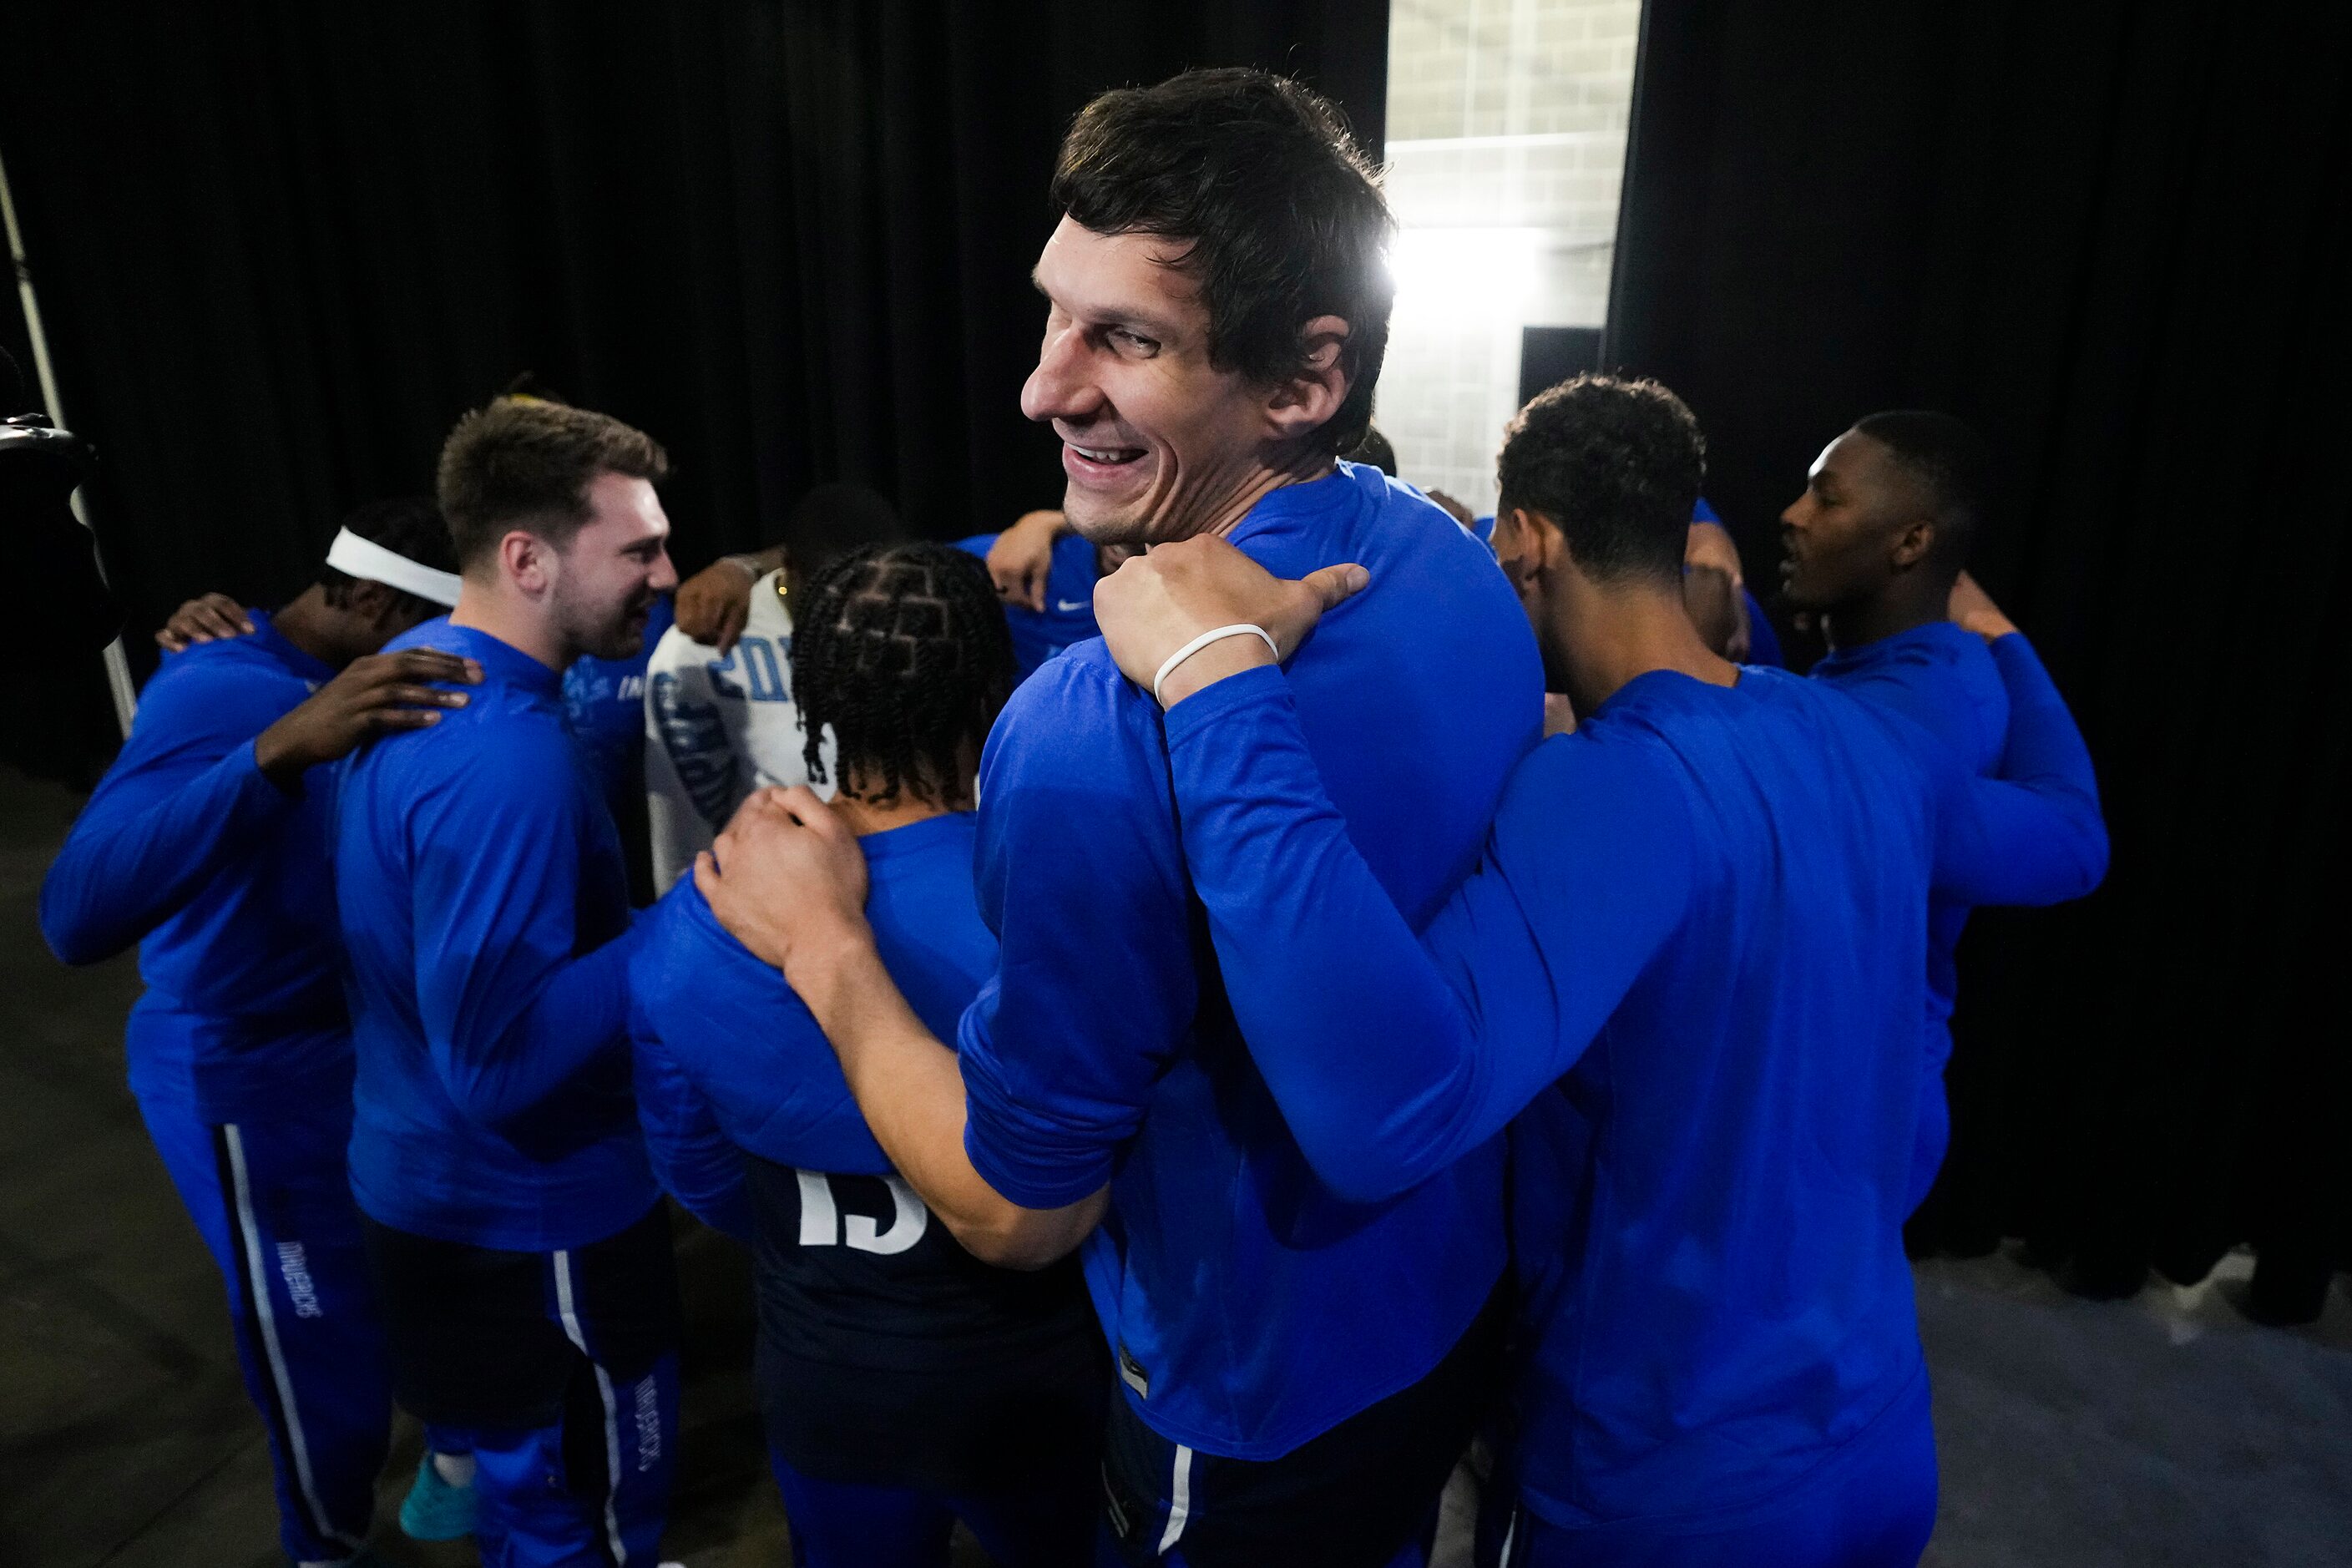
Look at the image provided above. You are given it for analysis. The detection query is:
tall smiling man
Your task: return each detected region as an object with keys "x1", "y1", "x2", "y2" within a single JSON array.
[
  {"x1": 339, "y1": 397, "x2": 682, "y2": 1565},
  {"x1": 701, "y1": 69, "x2": 1541, "y2": 1566}
]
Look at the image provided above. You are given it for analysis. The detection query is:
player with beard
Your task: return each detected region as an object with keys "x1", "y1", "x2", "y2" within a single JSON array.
[{"x1": 336, "y1": 397, "x2": 683, "y2": 1565}]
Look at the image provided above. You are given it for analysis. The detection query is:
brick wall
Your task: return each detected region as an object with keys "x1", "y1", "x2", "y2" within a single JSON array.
[{"x1": 1377, "y1": 0, "x2": 1641, "y2": 512}]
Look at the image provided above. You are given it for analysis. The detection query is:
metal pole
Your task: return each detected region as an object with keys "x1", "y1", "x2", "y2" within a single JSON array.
[{"x1": 0, "y1": 141, "x2": 138, "y2": 737}]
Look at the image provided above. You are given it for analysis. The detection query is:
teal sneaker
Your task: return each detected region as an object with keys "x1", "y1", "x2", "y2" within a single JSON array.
[{"x1": 397, "y1": 1453, "x2": 478, "y2": 1541}]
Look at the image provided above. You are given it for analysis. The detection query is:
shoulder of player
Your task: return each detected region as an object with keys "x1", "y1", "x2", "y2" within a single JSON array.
[
  {"x1": 1506, "y1": 719, "x2": 1690, "y2": 818},
  {"x1": 137, "y1": 639, "x2": 312, "y2": 730},
  {"x1": 1332, "y1": 477, "x2": 1525, "y2": 630},
  {"x1": 1788, "y1": 670, "x2": 1965, "y2": 805},
  {"x1": 357, "y1": 684, "x2": 578, "y2": 797},
  {"x1": 995, "y1": 636, "x2": 1147, "y2": 736},
  {"x1": 1833, "y1": 622, "x2": 1995, "y2": 684},
  {"x1": 977, "y1": 640, "x2": 1172, "y2": 811}
]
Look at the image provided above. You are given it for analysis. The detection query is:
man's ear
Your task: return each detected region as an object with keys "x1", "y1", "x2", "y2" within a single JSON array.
[
  {"x1": 1889, "y1": 517, "x2": 1937, "y2": 572},
  {"x1": 344, "y1": 577, "x2": 402, "y2": 630},
  {"x1": 1264, "y1": 315, "x2": 1353, "y2": 443},
  {"x1": 1495, "y1": 505, "x2": 1565, "y2": 594},
  {"x1": 500, "y1": 529, "x2": 554, "y2": 594}
]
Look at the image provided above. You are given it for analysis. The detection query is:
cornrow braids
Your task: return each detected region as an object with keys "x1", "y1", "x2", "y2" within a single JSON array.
[{"x1": 792, "y1": 543, "x2": 1015, "y2": 808}]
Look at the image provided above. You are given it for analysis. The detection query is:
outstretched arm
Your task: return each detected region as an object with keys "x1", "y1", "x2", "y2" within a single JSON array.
[
  {"x1": 1164, "y1": 670, "x2": 1688, "y2": 1201},
  {"x1": 42, "y1": 650, "x2": 478, "y2": 964},
  {"x1": 1094, "y1": 538, "x2": 1690, "y2": 1202}
]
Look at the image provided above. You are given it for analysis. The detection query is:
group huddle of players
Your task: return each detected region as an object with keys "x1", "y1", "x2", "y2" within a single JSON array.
[{"x1": 41, "y1": 67, "x2": 2105, "y2": 1568}]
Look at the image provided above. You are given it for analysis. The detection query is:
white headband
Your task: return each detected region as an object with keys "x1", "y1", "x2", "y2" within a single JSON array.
[{"x1": 325, "y1": 527, "x2": 463, "y2": 607}]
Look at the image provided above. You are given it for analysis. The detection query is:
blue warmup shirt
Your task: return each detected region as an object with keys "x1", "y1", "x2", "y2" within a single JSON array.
[
  {"x1": 1155, "y1": 660, "x2": 2109, "y2": 1527},
  {"x1": 337, "y1": 619, "x2": 653, "y2": 1252},
  {"x1": 1740, "y1": 586, "x2": 1783, "y2": 667},
  {"x1": 1814, "y1": 625, "x2": 2107, "y2": 1204},
  {"x1": 630, "y1": 811, "x2": 996, "y2": 1232},
  {"x1": 953, "y1": 530, "x2": 1100, "y2": 681},
  {"x1": 957, "y1": 460, "x2": 1544, "y2": 1459},
  {"x1": 1813, "y1": 625, "x2": 2007, "y2": 1122},
  {"x1": 631, "y1": 811, "x2": 1100, "y2": 1491},
  {"x1": 564, "y1": 593, "x2": 672, "y2": 813},
  {"x1": 40, "y1": 612, "x2": 349, "y2": 1120}
]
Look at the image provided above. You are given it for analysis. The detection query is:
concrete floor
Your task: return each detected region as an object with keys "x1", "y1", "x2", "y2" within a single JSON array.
[{"x1": 5, "y1": 761, "x2": 2349, "y2": 1567}]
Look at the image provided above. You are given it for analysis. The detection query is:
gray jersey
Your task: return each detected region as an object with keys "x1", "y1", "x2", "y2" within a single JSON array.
[{"x1": 643, "y1": 569, "x2": 833, "y2": 892}]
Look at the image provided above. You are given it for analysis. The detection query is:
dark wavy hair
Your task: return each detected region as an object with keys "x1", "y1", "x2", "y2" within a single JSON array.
[
  {"x1": 1052, "y1": 68, "x2": 1394, "y2": 457},
  {"x1": 792, "y1": 544, "x2": 1014, "y2": 807},
  {"x1": 1498, "y1": 375, "x2": 1706, "y2": 584}
]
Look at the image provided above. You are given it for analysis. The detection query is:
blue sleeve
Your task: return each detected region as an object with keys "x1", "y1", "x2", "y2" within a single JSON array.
[
  {"x1": 407, "y1": 729, "x2": 636, "y2": 1131},
  {"x1": 1743, "y1": 589, "x2": 1784, "y2": 668},
  {"x1": 1827, "y1": 647, "x2": 2000, "y2": 765},
  {"x1": 955, "y1": 660, "x2": 1197, "y2": 1208},
  {"x1": 1915, "y1": 636, "x2": 2108, "y2": 907},
  {"x1": 39, "y1": 668, "x2": 302, "y2": 965},
  {"x1": 631, "y1": 1004, "x2": 753, "y2": 1242},
  {"x1": 1162, "y1": 666, "x2": 1692, "y2": 1204},
  {"x1": 631, "y1": 888, "x2": 895, "y2": 1177}
]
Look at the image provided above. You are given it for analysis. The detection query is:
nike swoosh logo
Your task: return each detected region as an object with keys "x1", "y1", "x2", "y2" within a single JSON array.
[{"x1": 1055, "y1": 599, "x2": 1090, "y2": 613}]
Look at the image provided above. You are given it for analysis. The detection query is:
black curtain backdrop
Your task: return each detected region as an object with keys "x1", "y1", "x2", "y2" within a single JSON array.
[
  {"x1": 1607, "y1": 1, "x2": 2352, "y2": 1316},
  {"x1": 0, "y1": 0, "x2": 1386, "y2": 706}
]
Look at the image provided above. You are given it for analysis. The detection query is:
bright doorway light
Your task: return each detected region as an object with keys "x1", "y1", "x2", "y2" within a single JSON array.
[{"x1": 1388, "y1": 227, "x2": 1544, "y2": 325}]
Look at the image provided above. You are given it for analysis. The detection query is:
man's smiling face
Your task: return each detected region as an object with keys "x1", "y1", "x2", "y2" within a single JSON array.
[{"x1": 1019, "y1": 215, "x2": 1277, "y2": 548}]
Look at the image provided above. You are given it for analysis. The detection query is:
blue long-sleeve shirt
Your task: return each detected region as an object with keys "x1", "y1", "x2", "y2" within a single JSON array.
[
  {"x1": 1816, "y1": 622, "x2": 2011, "y2": 1033},
  {"x1": 631, "y1": 810, "x2": 1096, "y2": 1399},
  {"x1": 1156, "y1": 659, "x2": 2100, "y2": 1525},
  {"x1": 955, "y1": 460, "x2": 1544, "y2": 1459},
  {"x1": 630, "y1": 811, "x2": 996, "y2": 1232},
  {"x1": 336, "y1": 620, "x2": 653, "y2": 1252},
  {"x1": 1814, "y1": 624, "x2": 2108, "y2": 1201},
  {"x1": 39, "y1": 613, "x2": 351, "y2": 1121},
  {"x1": 951, "y1": 529, "x2": 1100, "y2": 682}
]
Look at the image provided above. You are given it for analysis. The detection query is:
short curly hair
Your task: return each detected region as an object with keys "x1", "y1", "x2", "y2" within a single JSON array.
[
  {"x1": 1852, "y1": 409, "x2": 1991, "y2": 560},
  {"x1": 792, "y1": 544, "x2": 1014, "y2": 808},
  {"x1": 436, "y1": 395, "x2": 669, "y2": 568},
  {"x1": 1052, "y1": 68, "x2": 1394, "y2": 458},
  {"x1": 1497, "y1": 375, "x2": 1705, "y2": 584}
]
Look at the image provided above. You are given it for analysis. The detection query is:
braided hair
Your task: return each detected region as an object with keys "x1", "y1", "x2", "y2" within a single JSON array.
[{"x1": 792, "y1": 543, "x2": 1015, "y2": 808}]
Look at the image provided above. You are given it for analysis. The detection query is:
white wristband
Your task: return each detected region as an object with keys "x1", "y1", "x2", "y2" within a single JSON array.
[{"x1": 1151, "y1": 623, "x2": 1278, "y2": 706}]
